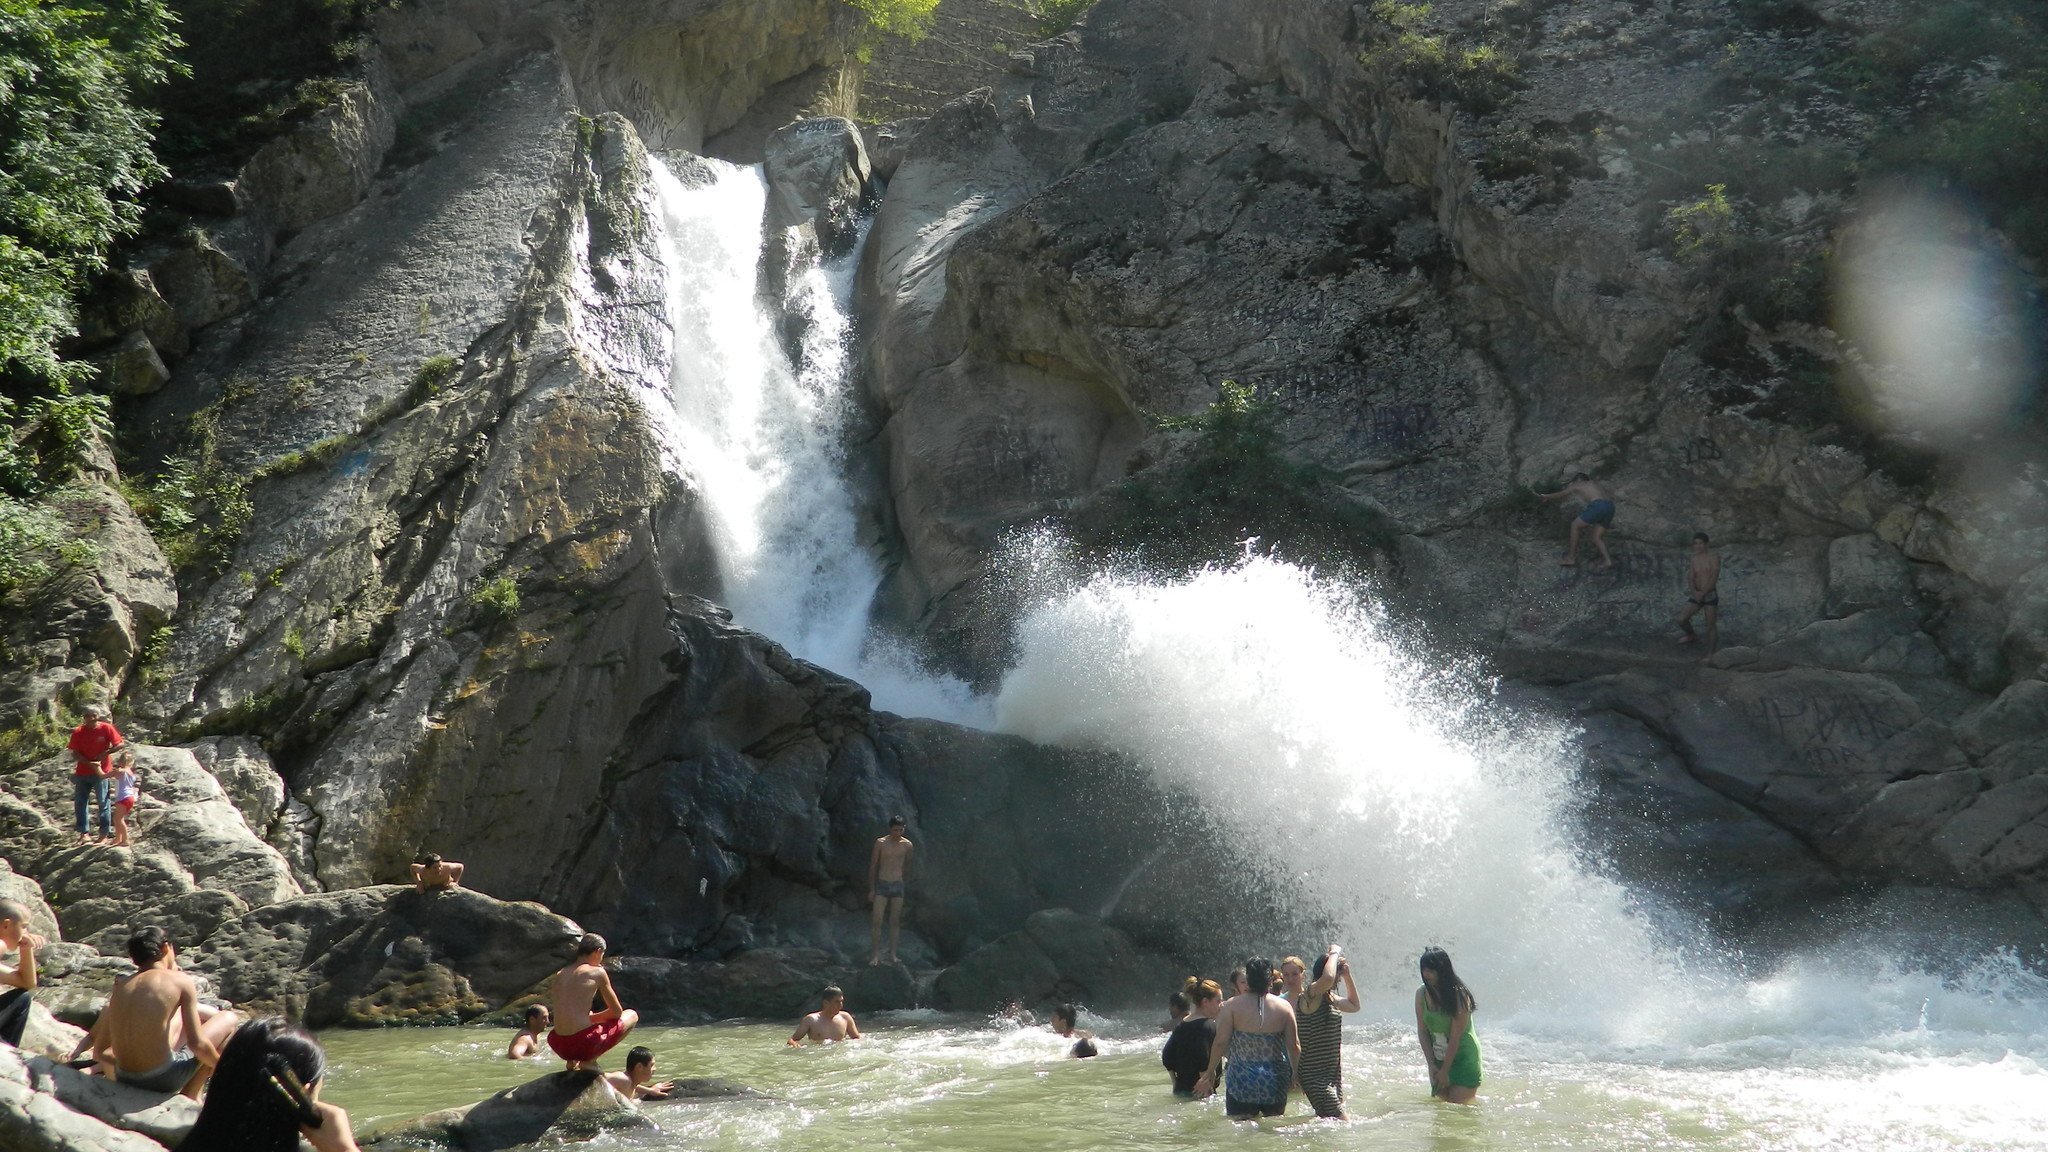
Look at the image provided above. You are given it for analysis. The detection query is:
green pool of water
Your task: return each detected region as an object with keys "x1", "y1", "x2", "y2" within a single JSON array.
[{"x1": 317, "y1": 1013, "x2": 2047, "y2": 1151}]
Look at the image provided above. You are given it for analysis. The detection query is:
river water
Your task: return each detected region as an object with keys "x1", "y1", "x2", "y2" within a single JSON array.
[
  {"x1": 325, "y1": 1016, "x2": 2048, "y2": 1150},
  {"x1": 371, "y1": 154, "x2": 2048, "y2": 1150}
]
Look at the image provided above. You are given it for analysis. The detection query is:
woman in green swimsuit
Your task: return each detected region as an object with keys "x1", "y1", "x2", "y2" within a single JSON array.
[{"x1": 1414, "y1": 947, "x2": 1481, "y2": 1104}]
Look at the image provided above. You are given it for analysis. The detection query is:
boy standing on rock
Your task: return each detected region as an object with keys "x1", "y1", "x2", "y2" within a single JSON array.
[
  {"x1": 868, "y1": 815, "x2": 913, "y2": 967},
  {"x1": 66, "y1": 704, "x2": 123, "y2": 843},
  {"x1": 1677, "y1": 532, "x2": 1722, "y2": 654},
  {"x1": 548, "y1": 933, "x2": 639, "y2": 1071},
  {"x1": 0, "y1": 899, "x2": 47, "y2": 1047}
]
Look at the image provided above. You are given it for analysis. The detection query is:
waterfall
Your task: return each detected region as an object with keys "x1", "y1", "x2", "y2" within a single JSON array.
[{"x1": 649, "y1": 155, "x2": 983, "y2": 724}]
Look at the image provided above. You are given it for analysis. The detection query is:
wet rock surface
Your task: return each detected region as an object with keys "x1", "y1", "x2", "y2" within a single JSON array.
[{"x1": 363, "y1": 1068, "x2": 649, "y2": 1150}]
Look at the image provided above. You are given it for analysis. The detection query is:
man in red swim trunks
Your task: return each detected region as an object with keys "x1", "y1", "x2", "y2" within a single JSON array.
[
  {"x1": 66, "y1": 705, "x2": 124, "y2": 843},
  {"x1": 548, "y1": 933, "x2": 638, "y2": 1070}
]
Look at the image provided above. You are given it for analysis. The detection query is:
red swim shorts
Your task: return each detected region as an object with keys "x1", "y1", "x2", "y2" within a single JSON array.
[
  {"x1": 548, "y1": 1018, "x2": 628, "y2": 1063},
  {"x1": 115, "y1": 798, "x2": 136, "y2": 811}
]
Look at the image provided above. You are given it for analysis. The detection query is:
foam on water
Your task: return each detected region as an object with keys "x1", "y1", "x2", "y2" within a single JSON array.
[{"x1": 649, "y1": 155, "x2": 983, "y2": 724}]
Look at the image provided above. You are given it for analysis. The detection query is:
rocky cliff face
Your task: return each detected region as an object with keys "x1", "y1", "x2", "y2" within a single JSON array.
[{"x1": 853, "y1": 0, "x2": 2048, "y2": 934}]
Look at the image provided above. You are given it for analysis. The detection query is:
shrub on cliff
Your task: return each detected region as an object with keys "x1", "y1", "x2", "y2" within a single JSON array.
[
  {"x1": 848, "y1": 0, "x2": 940, "y2": 41},
  {"x1": 0, "y1": 0, "x2": 178, "y2": 385}
]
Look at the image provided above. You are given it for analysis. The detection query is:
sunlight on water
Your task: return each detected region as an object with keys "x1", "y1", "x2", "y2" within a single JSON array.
[{"x1": 323, "y1": 1019, "x2": 2048, "y2": 1151}]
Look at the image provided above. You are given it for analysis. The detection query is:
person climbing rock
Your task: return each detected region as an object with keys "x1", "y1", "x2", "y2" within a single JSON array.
[
  {"x1": 1677, "y1": 531, "x2": 1721, "y2": 654},
  {"x1": 66, "y1": 704, "x2": 123, "y2": 843},
  {"x1": 410, "y1": 852, "x2": 466, "y2": 893},
  {"x1": 1540, "y1": 473, "x2": 1615, "y2": 571},
  {"x1": 868, "y1": 815, "x2": 914, "y2": 966}
]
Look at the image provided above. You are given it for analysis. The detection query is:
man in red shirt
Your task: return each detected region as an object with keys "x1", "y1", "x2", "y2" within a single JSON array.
[{"x1": 67, "y1": 705, "x2": 123, "y2": 842}]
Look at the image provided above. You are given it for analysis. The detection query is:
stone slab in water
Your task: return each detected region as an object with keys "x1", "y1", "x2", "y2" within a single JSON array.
[{"x1": 364, "y1": 1069, "x2": 649, "y2": 1150}]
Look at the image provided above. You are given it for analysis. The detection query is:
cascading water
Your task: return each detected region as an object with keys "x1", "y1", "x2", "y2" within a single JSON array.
[
  {"x1": 636, "y1": 150, "x2": 2048, "y2": 1149},
  {"x1": 649, "y1": 155, "x2": 982, "y2": 724}
]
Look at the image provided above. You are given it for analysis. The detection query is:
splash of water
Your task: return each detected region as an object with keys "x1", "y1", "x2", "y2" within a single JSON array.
[{"x1": 649, "y1": 155, "x2": 983, "y2": 724}]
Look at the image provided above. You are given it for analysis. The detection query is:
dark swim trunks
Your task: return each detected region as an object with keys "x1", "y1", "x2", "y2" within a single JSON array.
[
  {"x1": 1578, "y1": 498, "x2": 1615, "y2": 526},
  {"x1": 874, "y1": 879, "x2": 905, "y2": 899},
  {"x1": 1690, "y1": 592, "x2": 1720, "y2": 607}
]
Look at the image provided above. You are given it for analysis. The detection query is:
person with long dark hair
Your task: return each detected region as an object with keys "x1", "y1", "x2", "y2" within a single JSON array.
[
  {"x1": 182, "y1": 1017, "x2": 360, "y2": 1151},
  {"x1": 1414, "y1": 947, "x2": 1481, "y2": 1104},
  {"x1": 1297, "y1": 947, "x2": 1361, "y2": 1118},
  {"x1": 1194, "y1": 956, "x2": 1299, "y2": 1119}
]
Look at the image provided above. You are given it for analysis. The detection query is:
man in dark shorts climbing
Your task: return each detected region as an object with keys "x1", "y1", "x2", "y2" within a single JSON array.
[
  {"x1": 1677, "y1": 531, "x2": 1721, "y2": 654},
  {"x1": 1541, "y1": 473, "x2": 1615, "y2": 571}
]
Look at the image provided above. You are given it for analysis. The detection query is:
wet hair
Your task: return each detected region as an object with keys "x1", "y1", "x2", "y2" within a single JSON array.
[
  {"x1": 415, "y1": 851, "x2": 441, "y2": 868},
  {"x1": 626, "y1": 1046, "x2": 653, "y2": 1073},
  {"x1": 1312, "y1": 953, "x2": 1335, "y2": 982},
  {"x1": 127, "y1": 926, "x2": 170, "y2": 967},
  {"x1": 1168, "y1": 990, "x2": 1190, "y2": 1015},
  {"x1": 575, "y1": 933, "x2": 607, "y2": 958},
  {"x1": 524, "y1": 1005, "x2": 548, "y2": 1025},
  {"x1": 888, "y1": 814, "x2": 906, "y2": 828},
  {"x1": 1573, "y1": 472, "x2": 1590, "y2": 482},
  {"x1": 1420, "y1": 947, "x2": 1476, "y2": 1014},
  {"x1": 821, "y1": 985, "x2": 844, "y2": 1003},
  {"x1": 1694, "y1": 531, "x2": 1710, "y2": 543},
  {"x1": 1052, "y1": 1003, "x2": 1078, "y2": 1030},
  {"x1": 1243, "y1": 958, "x2": 1277, "y2": 1013},
  {"x1": 0, "y1": 899, "x2": 28, "y2": 926},
  {"x1": 1071, "y1": 1037, "x2": 1098, "y2": 1058},
  {"x1": 1184, "y1": 977, "x2": 1223, "y2": 1005},
  {"x1": 182, "y1": 1017, "x2": 327, "y2": 1152}
]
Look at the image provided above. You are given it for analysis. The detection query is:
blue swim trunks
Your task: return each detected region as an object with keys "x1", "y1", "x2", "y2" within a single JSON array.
[
  {"x1": 1579, "y1": 498, "x2": 1615, "y2": 526},
  {"x1": 875, "y1": 880, "x2": 905, "y2": 899}
]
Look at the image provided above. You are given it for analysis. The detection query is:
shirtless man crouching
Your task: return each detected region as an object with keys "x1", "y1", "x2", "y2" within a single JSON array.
[
  {"x1": 97, "y1": 927, "x2": 239, "y2": 1098},
  {"x1": 548, "y1": 933, "x2": 638, "y2": 1071},
  {"x1": 868, "y1": 815, "x2": 913, "y2": 967}
]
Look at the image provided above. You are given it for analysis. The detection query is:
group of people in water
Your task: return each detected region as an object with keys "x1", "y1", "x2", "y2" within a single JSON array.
[{"x1": 1160, "y1": 946, "x2": 1480, "y2": 1120}]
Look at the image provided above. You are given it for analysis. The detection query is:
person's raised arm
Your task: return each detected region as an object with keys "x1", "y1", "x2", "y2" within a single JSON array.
[
  {"x1": 593, "y1": 970, "x2": 624, "y2": 1023},
  {"x1": 1335, "y1": 964, "x2": 1360, "y2": 1013},
  {"x1": 181, "y1": 980, "x2": 218, "y2": 1067},
  {"x1": 409, "y1": 863, "x2": 427, "y2": 892},
  {"x1": 640, "y1": 1078, "x2": 673, "y2": 1099},
  {"x1": 301, "y1": 1100, "x2": 361, "y2": 1152},
  {"x1": 2, "y1": 932, "x2": 40, "y2": 990},
  {"x1": 446, "y1": 862, "x2": 465, "y2": 888}
]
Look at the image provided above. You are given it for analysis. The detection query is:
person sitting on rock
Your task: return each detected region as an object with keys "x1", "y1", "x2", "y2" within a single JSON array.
[
  {"x1": 182, "y1": 1016, "x2": 361, "y2": 1152},
  {"x1": 1677, "y1": 531, "x2": 1721, "y2": 654},
  {"x1": 410, "y1": 852, "x2": 465, "y2": 893},
  {"x1": 868, "y1": 815, "x2": 914, "y2": 967},
  {"x1": 98, "y1": 926, "x2": 241, "y2": 1098},
  {"x1": 66, "y1": 704, "x2": 124, "y2": 843},
  {"x1": 507, "y1": 1004, "x2": 551, "y2": 1060},
  {"x1": 0, "y1": 898, "x2": 47, "y2": 1048},
  {"x1": 604, "y1": 1045, "x2": 674, "y2": 1100},
  {"x1": 109, "y1": 747, "x2": 141, "y2": 848},
  {"x1": 788, "y1": 985, "x2": 861, "y2": 1046},
  {"x1": 548, "y1": 933, "x2": 638, "y2": 1071},
  {"x1": 1052, "y1": 1003, "x2": 1097, "y2": 1058},
  {"x1": 1540, "y1": 473, "x2": 1615, "y2": 571}
]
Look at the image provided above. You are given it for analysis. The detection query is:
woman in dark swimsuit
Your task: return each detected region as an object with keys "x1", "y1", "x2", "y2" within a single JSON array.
[{"x1": 1295, "y1": 949, "x2": 1361, "y2": 1118}]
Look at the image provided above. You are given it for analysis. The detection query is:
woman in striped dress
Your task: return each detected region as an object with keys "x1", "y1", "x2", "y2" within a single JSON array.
[{"x1": 1296, "y1": 948, "x2": 1360, "y2": 1118}]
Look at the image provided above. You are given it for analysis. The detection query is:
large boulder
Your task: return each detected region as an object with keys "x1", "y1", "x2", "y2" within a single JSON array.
[
  {"x1": 0, "y1": 859, "x2": 61, "y2": 940},
  {"x1": 362, "y1": 1069, "x2": 648, "y2": 1150},
  {"x1": 192, "y1": 886, "x2": 581, "y2": 1027},
  {"x1": 608, "y1": 948, "x2": 842, "y2": 1023},
  {"x1": 931, "y1": 908, "x2": 1181, "y2": 1013},
  {"x1": 0, "y1": 745, "x2": 299, "y2": 952},
  {"x1": 0, "y1": 1046, "x2": 165, "y2": 1152},
  {"x1": 28, "y1": 1053, "x2": 200, "y2": 1148}
]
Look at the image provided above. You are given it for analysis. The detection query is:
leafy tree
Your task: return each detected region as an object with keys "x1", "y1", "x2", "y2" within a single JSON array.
[{"x1": 0, "y1": 0, "x2": 180, "y2": 383}]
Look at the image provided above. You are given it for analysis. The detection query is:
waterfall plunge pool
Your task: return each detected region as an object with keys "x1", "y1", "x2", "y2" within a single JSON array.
[{"x1": 325, "y1": 1016, "x2": 2046, "y2": 1150}]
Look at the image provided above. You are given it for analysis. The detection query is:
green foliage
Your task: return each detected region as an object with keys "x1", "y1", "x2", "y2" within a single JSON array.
[
  {"x1": 846, "y1": 0, "x2": 939, "y2": 41},
  {"x1": 1032, "y1": 0, "x2": 1097, "y2": 34},
  {"x1": 136, "y1": 621, "x2": 174, "y2": 684},
  {"x1": 0, "y1": 494, "x2": 66, "y2": 594},
  {"x1": 1667, "y1": 184, "x2": 1735, "y2": 259},
  {"x1": 282, "y1": 624, "x2": 306, "y2": 659},
  {"x1": 1061, "y1": 381, "x2": 1396, "y2": 574},
  {"x1": 120, "y1": 447, "x2": 249, "y2": 573},
  {"x1": 469, "y1": 575, "x2": 520, "y2": 625},
  {"x1": 405, "y1": 354, "x2": 458, "y2": 406},
  {"x1": 0, "y1": 0, "x2": 179, "y2": 384},
  {"x1": 1362, "y1": 2, "x2": 1525, "y2": 114},
  {"x1": 0, "y1": 706, "x2": 72, "y2": 771}
]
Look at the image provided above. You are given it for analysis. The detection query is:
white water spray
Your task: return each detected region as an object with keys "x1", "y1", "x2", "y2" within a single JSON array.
[{"x1": 649, "y1": 155, "x2": 982, "y2": 723}]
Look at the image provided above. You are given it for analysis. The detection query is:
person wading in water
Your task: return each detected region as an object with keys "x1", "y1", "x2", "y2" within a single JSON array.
[{"x1": 1195, "y1": 956, "x2": 1299, "y2": 1119}]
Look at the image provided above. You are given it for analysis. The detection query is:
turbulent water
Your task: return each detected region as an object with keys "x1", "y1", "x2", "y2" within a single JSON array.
[
  {"x1": 626, "y1": 153, "x2": 2048, "y2": 1149},
  {"x1": 649, "y1": 156, "x2": 983, "y2": 723}
]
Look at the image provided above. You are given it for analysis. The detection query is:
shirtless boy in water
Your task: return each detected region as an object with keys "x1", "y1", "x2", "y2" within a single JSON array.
[
  {"x1": 97, "y1": 927, "x2": 240, "y2": 1098},
  {"x1": 548, "y1": 933, "x2": 639, "y2": 1070},
  {"x1": 1677, "y1": 532, "x2": 1721, "y2": 654},
  {"x1": 868, "y1": 816, "x2": 913, "y2": 966},
  {"x1": 788, "y1": 986, "x2": 861, "y2": 1046},
  {"x1": 506, "y1": 1004, "x2": 550, "y2": 1060}
]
